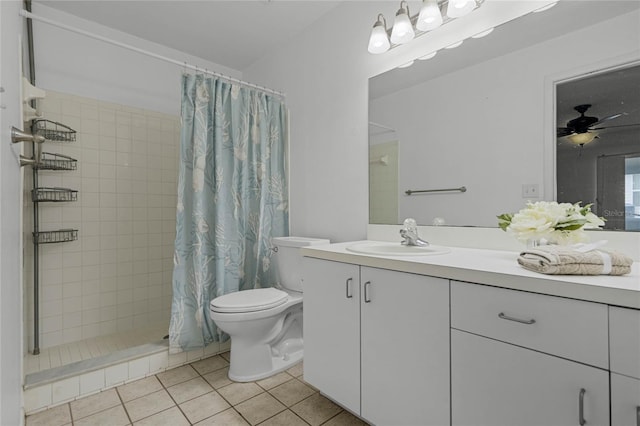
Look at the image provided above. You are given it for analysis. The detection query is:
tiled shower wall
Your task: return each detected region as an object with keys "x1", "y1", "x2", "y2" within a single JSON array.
[{"x1": 24, "y1": 90, "x2": 180, "y2": 351}]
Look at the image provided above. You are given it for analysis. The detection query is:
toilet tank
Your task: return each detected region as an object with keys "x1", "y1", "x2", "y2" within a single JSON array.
[{"x1": 272, "y1": 236, "x2": 330, "y2": 292}]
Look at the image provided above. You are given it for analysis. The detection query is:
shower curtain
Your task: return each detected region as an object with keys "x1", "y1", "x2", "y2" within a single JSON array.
[{"x1": 170, "y1": 74, "x2": 289, "y2": 352}]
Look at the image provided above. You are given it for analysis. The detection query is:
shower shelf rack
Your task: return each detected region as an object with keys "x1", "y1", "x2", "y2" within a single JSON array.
[
  {"x1": 29, "y1": 118, "x2": 78, "y2": 355},
  {"x1": 33, "y1": 229, "x2": 78, "y2": 245},
  {"x1": 33, "y1": 119, "x2": 77, "y2": 142},
  {"x1": 35, "y1": 152, "x2": 77, "y2": 171},
  {"x1": 32, "y1": 187, "x2": 78, "y2": 202}
]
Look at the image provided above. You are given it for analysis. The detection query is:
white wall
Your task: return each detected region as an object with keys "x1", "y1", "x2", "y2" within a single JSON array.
[
  {"x1": 244, "y1": 1, "x2": 640, "y2": 245},
  {"x1": 243, "y1": 1, "x2": 559, "y2": 242},
  {"x1": 1, "y1": 1, "x2": 26, "y2": 424},
  {"x1": 31, "y1": 4, "x2": 242, "y2": 116},
  {"x1": 370, "y1": 11, "x2": 640, "y2": 227}
]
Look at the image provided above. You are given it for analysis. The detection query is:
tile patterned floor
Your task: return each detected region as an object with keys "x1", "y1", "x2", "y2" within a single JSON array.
[
  {"x1": 25, "y1": 325, "x2": 169, "y2": 375},
  {"x1": 26, "y1": 352, "x2": 369, "y2": 426}
]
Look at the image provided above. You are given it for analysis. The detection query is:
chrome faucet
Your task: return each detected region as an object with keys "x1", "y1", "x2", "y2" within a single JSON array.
[{"x1": 400, "y1": 218, "x2": 429, "y2": 247}]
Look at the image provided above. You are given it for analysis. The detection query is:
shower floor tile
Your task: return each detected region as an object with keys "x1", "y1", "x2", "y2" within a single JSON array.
[
  {"x1": 25, "y1": 356, "x2": 369, "y2": 426},
  {"x1": 25, "y1": 324, "x2": 169, "y2": 375}
]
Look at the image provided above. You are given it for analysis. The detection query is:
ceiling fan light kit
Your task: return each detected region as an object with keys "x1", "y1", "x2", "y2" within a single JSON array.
[
  {"x1": 557, "y1": 103, "x2": 638, "y2": 147},
  {"x1": 367, "y1": 0, "x2": 484, "y2": 55}
]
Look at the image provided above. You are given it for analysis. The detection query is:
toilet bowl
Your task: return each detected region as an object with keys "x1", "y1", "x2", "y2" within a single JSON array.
[{"x1": 209, "y1": 236, "x2": 329, "y2": 382}]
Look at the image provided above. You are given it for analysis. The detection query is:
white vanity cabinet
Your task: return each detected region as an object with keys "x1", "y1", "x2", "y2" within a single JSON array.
[
  {"x1": 610, "y1": 306, "x2": 640, "y2": 426},
  {"x1": 302, "y1": 257, "x2": 450, "y2": 426},
  {"x1": 451, "y1": 281, "x2": 610, "y2": 426}
]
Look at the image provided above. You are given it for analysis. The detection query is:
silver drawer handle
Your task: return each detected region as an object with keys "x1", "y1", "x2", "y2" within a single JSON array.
[
  {"x1": 636, "y1": 405, "x2": 639, "y2": 426},
  {"x1": 579, "y1": 388, "x2": 586, "y2": 426},
  {"x1": 346, "y1": 278, "x2": 353, "y2": 299},
  {"x1": 498, "y1": 312, "x2": 536, "y2": 325}
]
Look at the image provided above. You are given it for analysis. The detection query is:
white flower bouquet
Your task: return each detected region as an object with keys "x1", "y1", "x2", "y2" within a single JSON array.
[{"x1": 497, "y1": 201, "x2": 605, "y2": 245}]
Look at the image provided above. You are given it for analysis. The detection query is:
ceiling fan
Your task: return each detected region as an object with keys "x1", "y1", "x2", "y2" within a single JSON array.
[{"x1": 556, "y1": 104, "x2": 626, "y2": 138}]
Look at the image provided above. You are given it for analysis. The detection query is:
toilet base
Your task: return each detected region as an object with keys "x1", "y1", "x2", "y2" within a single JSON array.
[{"x1": 228, "y1": 338, "x2": 303, "y2": 382}]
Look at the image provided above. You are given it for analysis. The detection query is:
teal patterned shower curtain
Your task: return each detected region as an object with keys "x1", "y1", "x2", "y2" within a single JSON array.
[{"x1": 170, "y1": 74, "x2": 289, "y2": 352}]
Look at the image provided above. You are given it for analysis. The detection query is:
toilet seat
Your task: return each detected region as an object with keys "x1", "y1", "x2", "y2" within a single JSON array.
[{"x1": 210, "y1": 288, "x2": 288, "y2": 313}]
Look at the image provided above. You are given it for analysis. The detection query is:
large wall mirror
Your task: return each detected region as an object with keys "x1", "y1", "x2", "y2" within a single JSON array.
[{"x1": 369, "y1": 1, "x2": 640, "y2": 230}]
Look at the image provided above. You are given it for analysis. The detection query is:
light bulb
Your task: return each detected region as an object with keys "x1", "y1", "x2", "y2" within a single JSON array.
[
  {"x1": 447, "y1": 0, "x2": 476, "y2": 18},
  {"x1": 390, "y1": 3, "x2": 415, "y2": 44},
  {"x1": 416, "y1": 0, "x2": 443, "y2": 32},
  {"x1": 368, "y1": 16, "x2": 390, "y2": 54}
]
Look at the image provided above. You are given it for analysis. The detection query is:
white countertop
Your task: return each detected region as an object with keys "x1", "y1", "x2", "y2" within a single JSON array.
[{"x1": 301, "y1": 241, "x2": 640, "y2": 309}]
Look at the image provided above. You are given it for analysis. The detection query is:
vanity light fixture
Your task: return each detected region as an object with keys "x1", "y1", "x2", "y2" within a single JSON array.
[
  {"x1": 390, "y1": 1, "x2": 415, "y2": 45},
  {"x1": 368, "y1": 14, "x2": 391, "y2": 54},
  {"x1": 367, "y1": 0, "x2": 484, "y2": 55},
  {"x1": 417, "y1": 0, "x2": 443, "y2": 32}
]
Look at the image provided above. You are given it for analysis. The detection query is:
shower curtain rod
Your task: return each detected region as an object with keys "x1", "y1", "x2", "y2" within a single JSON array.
[{"x1": 19, "y1": 9, "x2": 286, "y2": 98}]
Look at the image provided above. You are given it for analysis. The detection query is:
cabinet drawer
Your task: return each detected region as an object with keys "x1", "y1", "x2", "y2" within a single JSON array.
[
  {"x1": 451, "y1": 281, "x2": 608, "y2": 369},
  {"x1": 610, "y1": 306, "x2": 640, "y2": 379}
]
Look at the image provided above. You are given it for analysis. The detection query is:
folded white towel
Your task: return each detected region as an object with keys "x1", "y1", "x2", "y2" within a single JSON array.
[{"x1": 518, "y1": 245, "x2": 633, "y2": 276}]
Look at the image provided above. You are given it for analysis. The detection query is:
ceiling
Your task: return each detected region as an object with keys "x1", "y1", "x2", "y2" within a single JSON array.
[{"x1": 34, "y1": 0, "x2": 343, "y2": 70}]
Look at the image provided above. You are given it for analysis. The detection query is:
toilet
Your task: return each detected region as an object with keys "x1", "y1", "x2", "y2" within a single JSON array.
[{"x1": 209, "y1": 236, "x2": 329, "y2": 382}]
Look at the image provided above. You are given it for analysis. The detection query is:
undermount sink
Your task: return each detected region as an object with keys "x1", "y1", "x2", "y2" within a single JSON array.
[{"x1": 346, "y1": 241, "x2": 451, "y2": 256}]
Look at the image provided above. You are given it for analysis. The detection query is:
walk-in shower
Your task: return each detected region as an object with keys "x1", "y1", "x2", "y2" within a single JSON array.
[{"x1": 23, "y1": 89, "x2": 178, "y2": 375}]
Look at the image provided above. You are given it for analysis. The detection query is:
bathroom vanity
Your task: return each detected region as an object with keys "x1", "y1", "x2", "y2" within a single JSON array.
[{"x1": 301, "y1": 241, "x2": 640, "y2": 426}]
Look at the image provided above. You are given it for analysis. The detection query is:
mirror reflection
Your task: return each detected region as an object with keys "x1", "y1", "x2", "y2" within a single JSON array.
[
  {"x1": 556, "y1": 64, "x2": 640, "y2": 231},
  {"x1": 368, "y1": 1, "x2": 640, "y2": 229}
]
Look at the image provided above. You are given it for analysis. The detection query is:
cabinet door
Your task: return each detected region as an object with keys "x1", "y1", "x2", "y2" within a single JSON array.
[
  {"x1": 452, "y1": 329, "x2": 609, "y2": 426},
  {"x1": 611, "y1": 373, "x2": 640, "y2": 426},
  {"x1": 302, "y1": 258, "x2": 360, "y2": 414},
  {"x1": 361, "y1": 267, "x2": 449, "y2": 426}
]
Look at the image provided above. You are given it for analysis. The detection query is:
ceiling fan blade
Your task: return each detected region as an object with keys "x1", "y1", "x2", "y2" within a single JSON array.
[
  {"x1": 590, "y1": 123, "x2": 640, "y2": 131},
  {"x1": 589, "y1": 112, "x2": 627, "y2": 127},
  {"x1": 557, "y1": 127, "x2": 574, "y2": 137}
]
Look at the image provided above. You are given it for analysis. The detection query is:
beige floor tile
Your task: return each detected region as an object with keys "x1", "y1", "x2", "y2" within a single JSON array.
[
  {"x1": 269, "y1": 379, "x2": 316, "y2": 407},
  {"x1": 190, "y1": 355, "x2": 229, "y2": 375},
  {"x1": 117, "y1": 376, "x2": 163, "y2": 402},
  {"x1": 256, "y1": 371, "x2": 293, "y2": 390},
  {"x1": 124, "y1": 389, "x2": 175, "y2": 422},
  {"x1": 322, "y1": 410, "x2": 369, "y2": 426},
  {"x1": 217, "y1": 382, "x2": 264, "y2": 405},
  {"x1": 70, "y1": 388, "x2": 121, "y2": 420},
  {"x1": 156, "y1": 364, "x2": 199, "y2": 387},
  {"x1": 257, "y1": 409, "x2": 309, "y2": 426},
  {"x1": 219, "y1": 351, "x2": 231, "y2": 362},
  {"x1": 179, "y1": 391, "x2": 231, "y2": 424},
  {"x1": 133, "y1": 406, "x2": 190, "y2": 426},
  {"x1": 291, "y1": 393, "x2": 342, "y2": 426},
  {"x1": 167, "y1": 376, "x2": 214, "y2": 404},
  {"x1": 202, "y1": 366, "x2": 232, "y2": 389},
  {"x1": 286, "y1": 362, "x2": 303, "y2": 377},
  {"x1": 194, "y1": 408, "x2": 249, "y2": 426},
  {"x1": 73, "y1": 405, "x2": 130, "y2": 426},
  {"x1": 26, "y1": 403, "x2": 71, "y2": 426},
  {"x1": 234, "y1": 393, "x2": 286, "y2": 425}
]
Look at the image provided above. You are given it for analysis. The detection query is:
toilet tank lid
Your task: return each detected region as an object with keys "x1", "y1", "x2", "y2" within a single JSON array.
[{"x1": 271, "y1": 236, "x2": 330, "y2": 248}]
